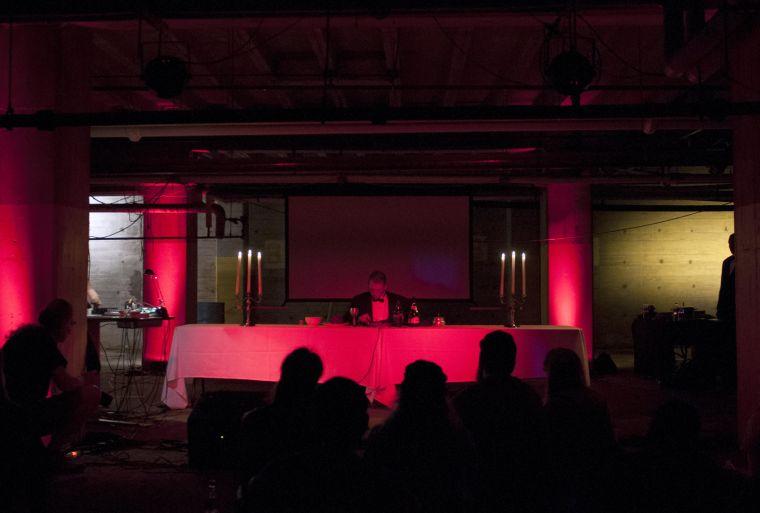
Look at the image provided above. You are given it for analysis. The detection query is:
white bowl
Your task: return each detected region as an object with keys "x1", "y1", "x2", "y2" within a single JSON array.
[{"x1": 304, "y1": 316, "x2": 322, "y2": 326}]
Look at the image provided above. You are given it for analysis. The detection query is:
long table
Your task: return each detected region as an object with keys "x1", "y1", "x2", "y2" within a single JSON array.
[{"x1": 161, "y1": 324, "x2": 589, "y2": 409}]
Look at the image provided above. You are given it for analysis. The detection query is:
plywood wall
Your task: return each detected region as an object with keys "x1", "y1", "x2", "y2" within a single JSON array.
[{"x1": 593, "y1": 209, "x2": 734, "y2": 349}]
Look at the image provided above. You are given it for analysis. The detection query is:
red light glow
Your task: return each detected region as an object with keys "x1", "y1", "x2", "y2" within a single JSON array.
[
  {"x1": 142, "y1": 184, "x2": 188, "y2": 363},
  {"x1": 546, "y1": 183, "x2": 594, "y2": 357},
  {"x1": 505, "y1": 147, "x2": 538, "y2": 154},
  {"x1": 0, "y1": 131, "x2": 57, "y2": 345}
]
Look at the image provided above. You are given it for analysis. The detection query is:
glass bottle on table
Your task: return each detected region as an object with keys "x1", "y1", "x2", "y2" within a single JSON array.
[
  {"x1": 392, "y1": 300, "x2": 404, "y2": 326},
  {"x1": 407, "y1": 299, "x2": 420, "y2": 326}
]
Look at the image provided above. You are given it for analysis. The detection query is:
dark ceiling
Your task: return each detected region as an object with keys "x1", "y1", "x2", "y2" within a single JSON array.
[{"x1": 10, "y1": 1, "x2": 746, "y2": 200}]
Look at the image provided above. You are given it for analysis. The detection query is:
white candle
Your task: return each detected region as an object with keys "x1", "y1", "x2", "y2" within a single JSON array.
[
  {"x1": 246, "y1": 249, "x2": 252, "y2": 294},
  {"x1": 257, "y1": 251, "x2": 263, "y2": 297},
  {"x1": 521, "y1": 252, "x2": 527, "y2": 297},
  {"x1": 510, "y1": 250, "x2": 516, "y2": 296},
  {"x1": 499, "y1": 253, "x2": 506, "y2": 298},
  {"x1": 235, "y1": 251, "x2": 242, "y2": 296}
]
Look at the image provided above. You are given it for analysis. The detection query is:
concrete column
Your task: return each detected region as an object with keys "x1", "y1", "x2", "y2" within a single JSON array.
[
  {"x1": 142, "y1": 184, "x2": 190, "y2": 363},
  {"x1": 0, "y1": 25, "x2": 90, "y2": 374},
  {"x1": 546, "y1": 183, "x2": 594, "y2": 358},
  {"x1": 732, "y1": 24, "x2": 760, "y2": 440}
]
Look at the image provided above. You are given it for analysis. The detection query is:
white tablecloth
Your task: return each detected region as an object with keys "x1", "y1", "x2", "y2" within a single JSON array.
[{"x1": 162, "y1": 324, "x2": 589, "y2": 409}]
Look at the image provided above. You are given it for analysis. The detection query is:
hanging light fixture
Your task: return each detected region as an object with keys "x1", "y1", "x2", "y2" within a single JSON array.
[
  {"x1": 140, "y1": 16, "x2": 190, "y2": 99},
  {"x1": 540, "y1": 1, "x2": 600, "y2": 107},
  {"x1": 143, "y1": 55, "x2": 190, "y2": 99}
]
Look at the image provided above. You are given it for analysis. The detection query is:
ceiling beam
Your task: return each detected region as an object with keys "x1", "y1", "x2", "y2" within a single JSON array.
[
  {"x1": 307, "y1": 28, "x2": 349, "y2": 108},
  {"x1": 231, "y1": 29, "x2": 295, "y2": 108},
  {"x1": 381, "y1": 28, "x2": 402, "y2": 108},
  {"x1": 18, "y1": 5, "x2": 669, "y2": 28},
  {"x1": 442, "y1": 29, "x2": 472, "y2": 107}
]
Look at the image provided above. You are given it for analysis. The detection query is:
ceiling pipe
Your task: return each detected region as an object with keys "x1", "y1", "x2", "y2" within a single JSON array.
[
  {"x1": 90, "y1": 118, "x2": 730, "y2": 139},
  {"x1": 89, "y1": 203, "x2": 206, "y2": 213},
  {"x1": 0, "y1": 102, "x2": 753, "y2": 133},
  {"x1": 89, "y1": 202, "x2": 227, "y2": 238},
  {"x1": 204, "y1": 198, "x2": 227, "y2": 239},
  {"x1": 89, "y1": 172, "x2": 732, "y2": 187}
]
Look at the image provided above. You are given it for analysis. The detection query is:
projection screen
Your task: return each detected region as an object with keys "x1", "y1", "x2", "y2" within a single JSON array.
[{"x1": 287, "y1": 196, "x2": 470, "y2": 299}]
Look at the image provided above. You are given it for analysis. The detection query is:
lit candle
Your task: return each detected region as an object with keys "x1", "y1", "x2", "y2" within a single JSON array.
[
  {"x1": 521, "y1": 252, "x2": 527, "y2": 297},
  {"x1": 257, "y1": 251, "x2": 263, "y2": 297},
  {"x1": 499, "y1": 253, "x2": 506, "y2": 298},
  {"x1": 246, "y1": 249, "x2": 252, "y2": 294},
  {"x1": 510, "y1": 250, "x2": 516, "y2": 296},
  {"x1": 235, "y1": 251, "x2": 242, "y2": 296}
]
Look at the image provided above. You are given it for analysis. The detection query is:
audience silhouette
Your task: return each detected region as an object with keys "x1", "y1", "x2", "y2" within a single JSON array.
[
  {"x1": 1, "y1": 299, "x2": 105, "y2": 511},
  {"x1": 542, "y1": 347, "x2": 616, "y2": 513},
  {"x1": 453, "y1": 330, "x2": 544, "y2": 512},
  {"x1": 364, "y1": 360, "x2": 477, "y2": 513},
  {"x1": 236, "y1": 347, "x2": 323, "y2": 490},
  {"x1": 2, "y1": 300, "x2": 100, "y2": 467},
  {"x1": 243, "y1": 377, "x2": 369, "y2": 513},
  {"x1": 4, "y1": 313, "x2": 755, "y2": 513}
]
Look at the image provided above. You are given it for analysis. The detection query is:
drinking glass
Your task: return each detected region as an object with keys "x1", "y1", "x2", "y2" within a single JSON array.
[{"x1": 349, "y1": 307, "x2": 359, "y2": 326}]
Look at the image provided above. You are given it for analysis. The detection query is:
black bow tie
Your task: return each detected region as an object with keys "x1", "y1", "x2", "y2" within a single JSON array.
[{"x1": 372, "y1": 297, "x2": 385, "y2": 302}]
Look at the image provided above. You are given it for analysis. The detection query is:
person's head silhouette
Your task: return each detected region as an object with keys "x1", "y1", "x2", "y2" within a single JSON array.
[
  {"x1": 477, "y1": 330, "x2": 517, "y2": 382},
  {"x1": 728, "y1": 233, "x2": 736, "y2": 255},
  {"x1": 310, "y1": 377, "x2": 369, "y2": 451},
  {"x1": 544, "y1": 348, "x2": 585, "y2": 398},
  {"x1": 38, "y1": 298, "x2": 74, "y2": 344},
  {"x1": 275, "y1": 347, "x2": 323, "y2": 405},
  {"x1": 398, "y1": 360, "x2": 448, "y2": 420}
]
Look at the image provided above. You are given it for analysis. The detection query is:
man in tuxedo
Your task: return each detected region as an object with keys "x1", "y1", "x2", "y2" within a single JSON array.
[
  {"x1": 347, "y1": 271, "x2": 408, "y2": 324},
  {"x1": 717, "y1": 233, "x2": 735, "y2": 321}
]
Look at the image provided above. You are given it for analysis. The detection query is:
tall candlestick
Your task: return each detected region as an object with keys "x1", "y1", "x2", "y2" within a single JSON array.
[
  {"x1": 499, "y1": 253, "x2": 506, "y2": 298},
  {"x1": 246, "y1": 249, "x2": 252, "y2": 294},
  {"x1": 521, "y1": 252, "x2": 527, "y2": 297},
  {"x1": 235, "y1": 251, "x2": 242, "y2": 296},
  {"x1": 257, "y1": 251, "x2": 263, "y2": 297},
  {"x1": 510, "y1": 250, "x2": 516, "y2": 295}
]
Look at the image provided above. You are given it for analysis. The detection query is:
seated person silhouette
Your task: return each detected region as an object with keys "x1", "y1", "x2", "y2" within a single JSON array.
[
  {"x1": 2, "y1": 299, "x2": 100, "y2": 470},
  {"x1": 453, "y1": 330, "x2": 544, "y2": 512},
  {"x1": 364, "y1": 360, "x2": 477, "y2": 513},
  {"x1": 237, "y1": 348, "x2": 323, "y2": 491},
  {"x1": 347, "y1": 270, "x2": 408, "y2": 325},
  {"x1": 243, "y1": 377, "x2": 370, "y2": 513},
  {"x1": 542, "y1": 348, "x2": 616, "y2": 513}
]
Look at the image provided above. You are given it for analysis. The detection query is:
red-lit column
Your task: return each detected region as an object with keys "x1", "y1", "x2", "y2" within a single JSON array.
[
  {"x1": 546, "y1": 183, "x2": 594, "y2": 358},
  {"x1": 732, "y1": 25, "x2": 760, "y2": 440},
  {"x1": 141, "y1": 184, "x2": 190, "y2": 364},
  {"x1": 0, "y1": 26, "x2": 90, "y2": 374}
]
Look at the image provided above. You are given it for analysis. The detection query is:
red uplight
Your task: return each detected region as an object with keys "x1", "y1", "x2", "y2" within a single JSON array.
[{"x1": 505, "y1": 147, "x2": 538, "y2": 154}]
